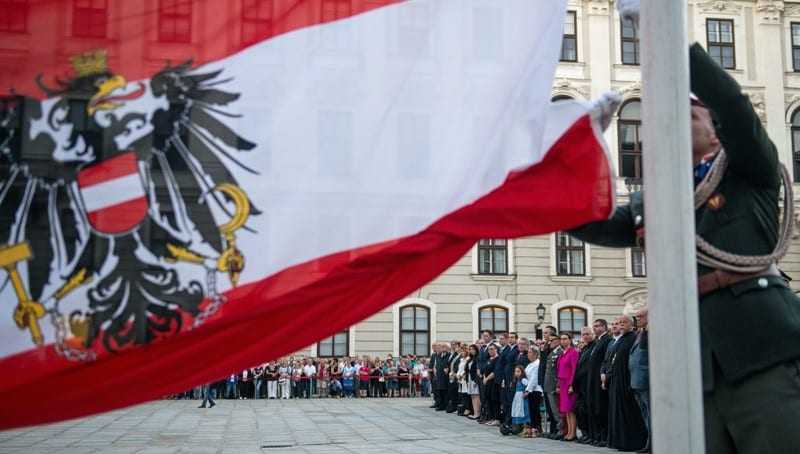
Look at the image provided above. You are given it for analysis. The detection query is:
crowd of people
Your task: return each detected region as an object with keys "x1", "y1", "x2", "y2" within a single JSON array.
[
  {"x1": 179, "y1": 355, "x2": 433, "y2": 407},
  {"x1": 427, "y1": 310, "x2": 651, "y2": 453},
  {"x1": 182, "y1": 310, "x2": 651, "y2": 453}
]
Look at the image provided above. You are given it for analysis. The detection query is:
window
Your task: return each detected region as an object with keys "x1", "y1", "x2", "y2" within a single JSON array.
[
  {"x1": 318, "y1": 330, "x2": 349, "y2": 357},
  {"x1": 555, "y1": 232, "x2": 585, "y2": 276},
  {"x1": 479, "y1": 306, "x2": 508, "y2": 335},
  {"x1": 706, "y1": 19, "x2": 735, "y2": 69},
  {"x1": 617, "y1": 99, "x2": 642, "y2": 179},
  {"x1": 791, "y1": 109, "x2": 800, "y2": 182},
  {"x1": 631, "y1": 247, "x2": 646, "y2": 277},
  {"x1": 241, "y1": 0, "x2": 273, "y2": 46},
  {"x1": 792, "y1": 23, "x2": 800, "y2": 72},
  {"x1": 477, "y1": 239, "x2": 508, "y2": 275},
  {"x1": 321, "y1": 0, "x2": 351, "y2": 21},
  {"x1": 73, "y1": 0, "x2": 107, "y2": 38},
  {"x1": 620, "y1": 17, "x2": 639, "y2": 65},
  {"x1": 399, "y1": 305, "x2": 430, "y2": 356},
  {"x1": 158, "y1": 0, "x2": 191, "y2": 43},
  {"x1": 0, "y1": 0, "x2": 28, "y2": 32},
  {"x1": 558, "y1": 306, "x2": 587, "y2": 339},
  {"x1": 560, "y1": 11, "x2": 577, "y2": 62}
]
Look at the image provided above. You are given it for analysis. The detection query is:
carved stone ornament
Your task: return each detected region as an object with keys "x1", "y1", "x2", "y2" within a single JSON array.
[
  {"x1": 786, "y1": 4, "x2": 800, "y2": 17},
  {"x1": 745, "y1": 92, "x2": 767, "y2": 124},
  {"x1": 622, "y1": 288, "x2": 648, "y2": 315},
  {"x1": 586, "y1": 0, "x2": 613, "y2": 15},
  {"x1": 552, "y1": 78, "x2": 589, "y2": 99},
  {"x1": 756, "y1": 0, "x2": 784, "y2": 23},
  {"x1": 620, "y1": 80, "x2": 642, "y2": 98},
  {"x1": 697, "y1": 0, "x2": 744, "y2": 14}
]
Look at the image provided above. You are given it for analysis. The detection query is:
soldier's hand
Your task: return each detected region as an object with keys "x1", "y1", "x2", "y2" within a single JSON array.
[{"x1": 617, "y1": 0, "x2": 640, "y2": 28}]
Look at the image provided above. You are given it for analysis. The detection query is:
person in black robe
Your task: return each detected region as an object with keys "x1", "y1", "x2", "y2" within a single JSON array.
[
  {"x1": 585, "y1": 319, "x2": 612, "y2": 446},
  {"x1": 607, "y1": 316, "x2": 647, "y2": 452},
  {"x1": 574, "y1": 327, "x2": 595, "y2": 443}
]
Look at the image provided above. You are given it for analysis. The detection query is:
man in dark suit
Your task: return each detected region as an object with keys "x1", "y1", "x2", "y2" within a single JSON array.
[
  {"x1": 497, "y1": 333, "x2": 516, "y2": 424},
  {"x1": 433, "y1": 342, "x2": 450, "y2": 411},
  {"x1": 574, "y1": 326, "x2": 595, "y2": 444},
  {"x1": 446, "y1": 341, "x2": 462, "y2": 413},
  {"x1": 585, "y1": 319, "x2": 611, "y2": 446},
  {"x1": 477, "y1": 330, "x2": 492, "y2": 422}
]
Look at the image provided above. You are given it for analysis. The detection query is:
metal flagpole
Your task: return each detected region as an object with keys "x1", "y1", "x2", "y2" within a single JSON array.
[{"x1": 639, "y1": 1, "x2": 706, "y2": 453}]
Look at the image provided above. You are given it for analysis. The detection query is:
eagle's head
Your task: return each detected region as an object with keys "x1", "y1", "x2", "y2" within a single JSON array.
[{"x1": 28, "y1": 71, "x2": 168, "y2": 170}]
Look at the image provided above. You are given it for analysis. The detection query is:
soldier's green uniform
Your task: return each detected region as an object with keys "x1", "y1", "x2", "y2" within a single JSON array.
[{"x1": 569, "y1": 44, "x2": 800, "y2": 454}]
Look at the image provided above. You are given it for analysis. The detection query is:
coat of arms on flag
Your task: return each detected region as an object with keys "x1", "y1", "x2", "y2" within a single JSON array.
[{"x1": 0, "y1": 0, "x2": 617, "y2": 429}]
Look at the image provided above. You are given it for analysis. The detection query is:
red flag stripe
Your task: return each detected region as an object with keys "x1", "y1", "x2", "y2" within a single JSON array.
[
  {"x1": 2, "y1": 0, "x2": 401, "y2": 97},
  {"x1": 0, "y1": 114, "x2": 612, "y2": 429},
  {"x1": 77, "y1": 151, "x2": 139, "y2": 188}
]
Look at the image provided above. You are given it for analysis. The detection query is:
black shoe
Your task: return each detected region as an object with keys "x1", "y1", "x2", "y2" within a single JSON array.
[
  {"x1": 436, "y1": 408, "x2": 445, "y2": 411},
  {"x1": 636, "y1": 444, "x2": 651, "y2": 453},
  {"x1": 445, "y1": 409, "x2": 456, "y2": 414},
  {"x1": 209, "y1": 402, "x2": 216, "y2": 408},
  {"x1": 553, "y1": 434, "x2": 564, "y2": 441},
  {"x1": 198, "y1": 405, "x2": 206, "y2": 408},
  {"x1": 597, "y1": 441, "x2": 607, "y2": 448},
  {"x1": 429, "y1": 405, "x2": 437, "y2": 408}
]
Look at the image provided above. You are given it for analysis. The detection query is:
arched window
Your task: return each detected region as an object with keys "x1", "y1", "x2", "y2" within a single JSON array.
[
  {"x1": 792, "y1": 109, "x2": 800, "y2": 182},
  {"x1": 618, "y1": 99, "x2": 642, "y2": 180},
  {"x1": 318, "y1": 330, "x2": 349, "y2": 357},
  {"x1": 400, "y1": 305, "x2": 430, "y2": 356},
  {"x1": 479, "y1": 305, "x2": 509, "y2": 335},
  {"x1": 558, "y1": 306, "x2": 587, "y2": 340}
]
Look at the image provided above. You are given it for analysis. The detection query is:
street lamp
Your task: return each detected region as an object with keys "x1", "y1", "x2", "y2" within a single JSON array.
[{"x1": 536, "y1": 304, "x2": 546, "y2": 321}]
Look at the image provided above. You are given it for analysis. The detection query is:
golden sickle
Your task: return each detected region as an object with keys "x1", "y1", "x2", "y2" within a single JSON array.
[
  {"x1": 215, "y1": 183, "x2": 250, "y2": 235},
  {"x1": 214, "y1": 183, "x2": 250, "y2": 287}
]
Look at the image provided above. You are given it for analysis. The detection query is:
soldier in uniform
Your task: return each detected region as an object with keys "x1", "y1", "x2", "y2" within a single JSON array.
[{"x1": 568, "y1": 2, "x2": 800, "y2": 453}]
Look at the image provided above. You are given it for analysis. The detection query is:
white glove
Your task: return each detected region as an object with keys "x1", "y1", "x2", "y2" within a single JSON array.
[
  {"x1": 617, "y1": 0, "x2": 640, "y2": 28},
  {"x1": 590, "y1": 91, "x2": 623, "y2": 132}
]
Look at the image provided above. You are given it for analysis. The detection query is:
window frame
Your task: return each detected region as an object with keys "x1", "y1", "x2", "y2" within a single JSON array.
[
  {"x1": 792, "y1": 22, "x2": 800, "y2": 72},
  {"x1": 555, "y1": 232, "x2": 586, "y2": 277},
  {"x1": 317, "y1": 330, "x2": 349, "y2": 358},
  {"x1": 158, "y1": 0, "x2": 192, "y2": 44},
  {"x1": 620, "y1": 17, "x2": 639, "y2": 66},
  {"x1": 617, "y1": 99, "x2": 643, "y2": 180},
  {"x1": 791, "y1": 109, "x2": 800, "y2": 183},
  {"x1": 476, "y1": 239, "x2": 509, "y2": 275},
  {"x1": 557, "y1": 306, "x2": 587, "y2": 340},
  {"x1": 0, "y1": 0, "x2": 28, "y2": 33},
  {"x1": 399, "y1": 305, "x2": 431, "y2": 357},
  {"x1": 72, "y1": 0, "x2": 108, "y2": 39},
  {"x1": 631, "y1": 247, "x2": 647, "y2": 278},
  {"x1": 706, "y1": 18, "x2": 736, "y2": 70},
  {"x1": 478, "y1": 305, "x2": 509, "y2": 336},
  {"x1": 560, "y1": 10, "x2": 578, "y2": 62}
]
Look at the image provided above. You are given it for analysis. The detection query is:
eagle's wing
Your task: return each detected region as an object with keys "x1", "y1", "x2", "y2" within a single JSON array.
[
  {"x1": 0, "y1": 96, "x2": 89, "y2": 302},
  {"x1": 147, "y1": 63, "x2": 260, "y2": 254}
]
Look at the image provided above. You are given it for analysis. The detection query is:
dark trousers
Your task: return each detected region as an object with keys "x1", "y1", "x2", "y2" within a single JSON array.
[
  {"x1": 633, "y1": 389, "x2": 650, "y2": 448},
  {"x1": 543, "y1": 390, "x2": 559, "y2": 433},
  {"x1": 446, "y1": 382, "x2": 459, "y2": 412},
  {"x1": 705, "y1": 359, "x2": 800, "y2": 454},
  {"x1": 484, "y1": 382, "x2": 500, "y2": 421},
  {"x1": 502, "y1": 385, "x2": 514, "y2": 424},
  {"x1": 528, "y1": 391, "x2": 543, "y2": 432},
  {"x1": 576, "y1": 394, "x2": 590, "y2": 438},
  {"x1": 434, "y1": 388, "x2": 447, "y2": 410}
]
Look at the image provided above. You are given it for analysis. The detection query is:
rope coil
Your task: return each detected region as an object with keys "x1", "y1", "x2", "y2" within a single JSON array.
[{"x1": 693, "y1": 149, "x2": 795, "y2": 273}]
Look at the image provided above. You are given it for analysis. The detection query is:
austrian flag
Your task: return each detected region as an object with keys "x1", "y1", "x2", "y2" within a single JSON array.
[{"x1": 0, "y1": 0, "x2": 614, "y2": 428}]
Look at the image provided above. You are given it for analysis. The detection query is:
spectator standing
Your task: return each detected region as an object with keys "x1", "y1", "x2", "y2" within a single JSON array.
[
  {"x1": 317, "y1": 359, "x2": 330, "y2": 398},
  {"x1": 607, "y1": 316, "x2": 647, "y2": 452},
  {"x1": 586, "y1": 319, "x2": 612, "y2": 446},
  {"x1": 465, "y1": 345, "x2": 481, "y2": 420},
  {"x1": 265, "y1": 362, "x2": 279, "y2": 399},
  {"x1": 556, "y1": 333, "x2": 579, "y2": 441},
  {"x1": 524, "y1": 348, "x2": 543, "y2": 436},
  {"x1": 542, "y1": 335, "x2": 563, "y2": 438},
  {"x1": 198, "y1": 382, "x2": 216, "y2": 408},
  {"x1": 253, "y1": 364, "x2": 264, "y2": 399},
  {"x1": 398, "y1": 360, "x2": 410, "y2": 398},
  {"x1": 629, "y1": 308, "x2": 650, "y2": 454},
  {"x1": 510, "y1": 364, "x2": 530, "y2": 436},
  {"x1": 225, "y1": 374, "x2": 237, "y2": 399},
  {"x1": 481, "y1": 344, "x2": 501, "y2": 426},
  {"x1": 574, "y1": 327, "x2": 596, "y2": 443}
]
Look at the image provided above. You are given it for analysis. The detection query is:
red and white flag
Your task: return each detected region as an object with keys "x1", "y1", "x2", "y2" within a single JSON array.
[{"x1": 0, "y1": 0, "x2": 614, "y2": 428}]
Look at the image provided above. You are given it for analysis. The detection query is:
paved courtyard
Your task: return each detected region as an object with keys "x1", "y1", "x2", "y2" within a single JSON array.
[{"x1": 0, "y1": 398, "x2": 614, "y2": 454}]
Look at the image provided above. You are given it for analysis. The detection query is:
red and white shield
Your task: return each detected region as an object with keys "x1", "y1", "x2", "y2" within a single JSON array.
[{"x1": 77, "y1": 152, "x2": 148, "y2": 235}]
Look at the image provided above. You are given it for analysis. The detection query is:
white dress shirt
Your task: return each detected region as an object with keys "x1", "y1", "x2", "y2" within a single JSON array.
[{"x1": 524, "y1": 359, "x2": 542, "y2": 393}]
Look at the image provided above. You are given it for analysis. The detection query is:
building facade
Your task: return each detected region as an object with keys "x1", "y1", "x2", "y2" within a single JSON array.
[
  {"x1": 306, "y1": 0, "x2": 800, "y2": 358},
  {"x1": 1, "y1": 0, "x2": 799, "y2": 358}
]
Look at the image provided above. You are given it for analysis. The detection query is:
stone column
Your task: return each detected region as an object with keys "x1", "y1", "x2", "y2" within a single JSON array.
[
  {"x1": 755, "y1": 1, "x2": 789, "y2": 166},
  {"x1": 586, "y1": 0, "x2": 614, "y2": 98}
]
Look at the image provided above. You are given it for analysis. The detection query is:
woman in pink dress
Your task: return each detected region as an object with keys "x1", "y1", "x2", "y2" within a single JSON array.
[{"x1": 556, "y1": 333, "x2": 580, "y2": 441}]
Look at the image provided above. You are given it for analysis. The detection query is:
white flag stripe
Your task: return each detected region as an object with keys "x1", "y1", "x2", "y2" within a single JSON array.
[
  {"x1": 81, "y1": 173, "x2": 145, "y2": 213},
  {"x1": 196, "y1": 0, "x2": 570, "y2": 290}
]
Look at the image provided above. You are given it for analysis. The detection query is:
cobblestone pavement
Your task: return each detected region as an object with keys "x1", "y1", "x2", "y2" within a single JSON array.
[{"x1": 0, "y1": 398, "x2": 616, "y2": 454}]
